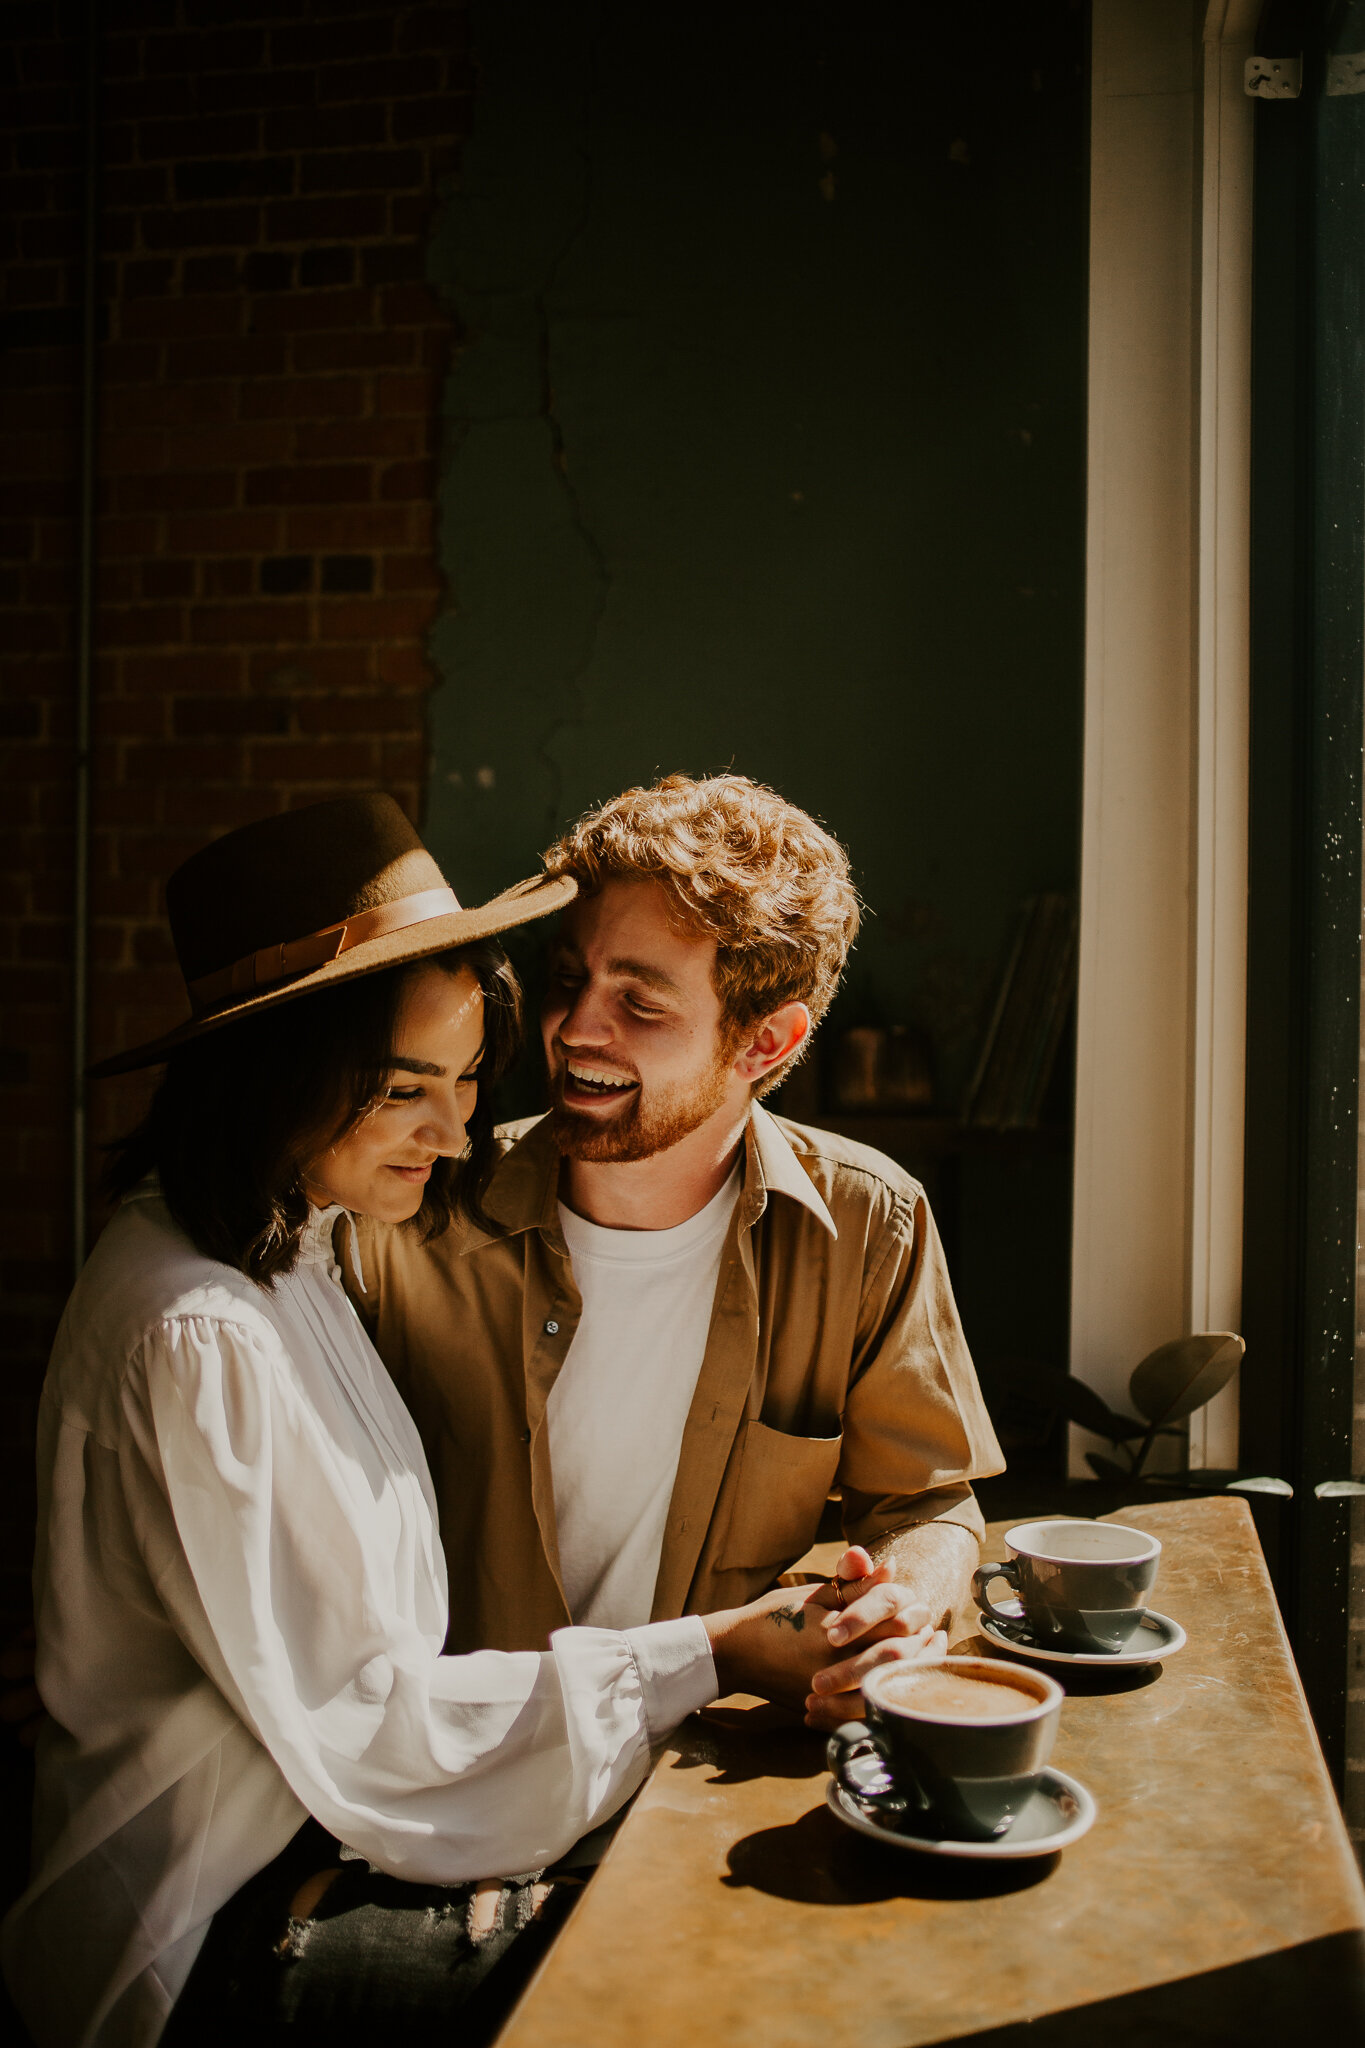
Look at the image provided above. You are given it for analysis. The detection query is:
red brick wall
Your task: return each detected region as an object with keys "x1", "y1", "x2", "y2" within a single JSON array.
[{"x1": 1, "y1": 1, "x2": 471, "y2": 1623}]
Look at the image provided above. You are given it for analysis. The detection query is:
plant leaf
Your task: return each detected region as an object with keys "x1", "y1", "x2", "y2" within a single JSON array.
[
  {"x1": 1056, "y1": 1377, "x2": 1148, "y2": 1440},
  {"x1": 1129, "y1": 1332, "x2": 1244, "y2": 1427},
  {"x1": 1086, "y1": 1451, "x2": 1134, "y2": 1483},
  {"x1": 1227, "y1": 1476, "x2": 1293, "y2": 1497}
]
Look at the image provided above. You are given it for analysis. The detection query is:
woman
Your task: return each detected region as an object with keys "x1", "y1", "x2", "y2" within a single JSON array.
[{"x1": 2, "y1": 797, "x2": 927, "y2": 2048}]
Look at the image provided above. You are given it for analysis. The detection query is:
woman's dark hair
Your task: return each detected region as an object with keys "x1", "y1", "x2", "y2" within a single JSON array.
[{"x1": 104, "y1": 939, "x2": 522, "y2": 1284}]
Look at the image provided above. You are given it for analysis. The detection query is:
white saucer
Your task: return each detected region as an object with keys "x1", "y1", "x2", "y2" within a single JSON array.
[
  {"x1": 978, "y1": 1607, "x2": 1187, "y2": 1668},
  {"x1": 825, "y1": 1766, "x2": 1096, "y2": 1860}
]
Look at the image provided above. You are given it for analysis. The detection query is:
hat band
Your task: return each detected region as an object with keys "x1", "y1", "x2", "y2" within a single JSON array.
[{"x1": 186, "y1": 885, "x2": 463, "y2": 1014}]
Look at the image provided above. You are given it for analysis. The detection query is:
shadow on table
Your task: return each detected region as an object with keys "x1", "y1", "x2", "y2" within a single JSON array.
[
  {"x1": 953, "y1": 1631, "x2": 1168, "y2": 1698},
  {"x1": 933, "y1": 1929, "x2": 1365, "y2": 2044},
  {"x1": 670, "y1": 1702, "x2": 826, "y2": 1784},
  {"x1": 720, "y1": 1802, "x2": 1056, "y2": 1906}
]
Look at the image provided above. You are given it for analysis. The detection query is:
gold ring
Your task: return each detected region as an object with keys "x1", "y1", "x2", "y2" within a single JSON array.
[{"x1": 827, "y1": 1575, "x2": 848, "y2": 1610}]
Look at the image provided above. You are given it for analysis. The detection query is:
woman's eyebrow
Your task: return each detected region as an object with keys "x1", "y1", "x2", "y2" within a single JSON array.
[{"x1": 389, "y1": 1042, "x2": 484, "y2": 1079}]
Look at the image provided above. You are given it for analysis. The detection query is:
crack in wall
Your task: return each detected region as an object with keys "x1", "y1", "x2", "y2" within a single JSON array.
[
  {"x1": 425, "y1": 0, "x2": 611, "y2": 849},
  {"x1": 525, "y1": 2, "x2": 611, "y2": 830}
]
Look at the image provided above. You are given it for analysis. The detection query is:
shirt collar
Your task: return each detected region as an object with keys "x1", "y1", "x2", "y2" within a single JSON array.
[
  {"x1": 300, "y1": 1202, "x2": 370, "y2": 1290},
  {"x1": 298, "y1": 1202, "x2": 348, "y2": 1271},
  {"x1": 743, "y1": 1102, "x2": 838, "y2": 1238},
  {"x1": 481, "y1": 1115, "x2": 564, "y2": 1238},
  {"x1": 480, "y1": 1103, "x2": 837, "y2": 1241}
]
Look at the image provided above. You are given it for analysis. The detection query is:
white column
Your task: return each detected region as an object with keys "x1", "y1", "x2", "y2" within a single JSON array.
[
  {"x1": 1071, "y1": 1, "x2": 1252, "y2": 1474},
  {"x1": 1186, "y1": 0, "x2": 1255, "y2": 1466}
]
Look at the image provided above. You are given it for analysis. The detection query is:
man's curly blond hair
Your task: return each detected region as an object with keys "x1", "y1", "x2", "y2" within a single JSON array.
[{"x1": 542, "y1": 772, "x2": 860, "y2": 1097}]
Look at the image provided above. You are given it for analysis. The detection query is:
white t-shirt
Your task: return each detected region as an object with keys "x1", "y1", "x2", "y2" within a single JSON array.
[{"x1": 550, "y1": 1166, "x2": 743, "y2": 1629}]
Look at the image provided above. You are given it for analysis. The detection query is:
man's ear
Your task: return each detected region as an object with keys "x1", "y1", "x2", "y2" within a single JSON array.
[{"x1": 731, "y1": 1003, "x2": 810, "y2": 1086}]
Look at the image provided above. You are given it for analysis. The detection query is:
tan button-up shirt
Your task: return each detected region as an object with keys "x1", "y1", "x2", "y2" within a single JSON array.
[{"x1": 349, "y1": 1106, "x2": 1005, "y2": 1655}]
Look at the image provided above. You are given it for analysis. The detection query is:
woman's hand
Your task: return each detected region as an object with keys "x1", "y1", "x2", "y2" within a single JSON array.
[{"x1": 702, "y1": 1547, "x2": 946, "y2": 1726}]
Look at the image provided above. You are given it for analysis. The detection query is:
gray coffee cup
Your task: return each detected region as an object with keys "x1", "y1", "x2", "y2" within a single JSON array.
[
  {"x1": 826, "y1": 1656, "x2": 1063, "y2": 1841},
  {"x1": 973, "y1": 1518, "x2": 1161, "y2": 1654}
]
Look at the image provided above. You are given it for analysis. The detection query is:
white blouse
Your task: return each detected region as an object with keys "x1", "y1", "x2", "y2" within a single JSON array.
[{"x1": 1, "y1": 1190, "x2": 715, "y2": 2048}]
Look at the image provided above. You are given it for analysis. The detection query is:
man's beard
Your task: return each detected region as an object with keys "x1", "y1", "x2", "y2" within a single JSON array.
[{"x1": 546, "y1": 1045, "x2": 734, "y2": 1163}]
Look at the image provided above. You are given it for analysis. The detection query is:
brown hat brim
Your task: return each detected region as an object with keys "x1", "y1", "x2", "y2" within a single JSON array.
[{"x1": 90, "y1": 870, "x2": 576, "y2": 1077}]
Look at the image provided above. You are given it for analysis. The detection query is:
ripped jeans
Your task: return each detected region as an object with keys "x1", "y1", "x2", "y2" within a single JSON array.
[{"x1": 161, "y1": 1819, "x2": 577, "y2": 2047}]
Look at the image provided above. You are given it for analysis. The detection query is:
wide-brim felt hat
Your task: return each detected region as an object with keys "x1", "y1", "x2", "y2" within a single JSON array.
[{"x1": 90, "y1": 793, "x2": 577, "y2": 1077}]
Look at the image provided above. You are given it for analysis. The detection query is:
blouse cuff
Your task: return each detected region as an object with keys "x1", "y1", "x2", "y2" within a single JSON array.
[{"x1": 623, "y1": 1615, "x2": 717, "y2": 1745}]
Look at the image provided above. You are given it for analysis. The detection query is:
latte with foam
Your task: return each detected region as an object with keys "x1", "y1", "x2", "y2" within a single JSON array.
[
  {"x1": 875, "y1": 1666, "x2": 1042, "y2": 1722},
  {"x1": 831, "y1": 1655, "x2": 1065, "y2": 1841}
]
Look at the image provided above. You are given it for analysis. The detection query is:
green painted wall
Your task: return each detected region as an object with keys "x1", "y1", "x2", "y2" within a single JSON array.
[{"x1": 423, "y1": 0, "x2": 1087, "y2": 1114}]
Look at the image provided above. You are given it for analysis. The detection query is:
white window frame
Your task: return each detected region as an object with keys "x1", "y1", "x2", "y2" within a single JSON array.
[{"x1": 1070, "y1": 0, "x2": 1255, "y2": 1473}]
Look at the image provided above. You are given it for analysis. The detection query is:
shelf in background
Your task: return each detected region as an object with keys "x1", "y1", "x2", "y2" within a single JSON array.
[{"x1": 795, "y1": 1113, "x2": 1072, "y2": 1162}]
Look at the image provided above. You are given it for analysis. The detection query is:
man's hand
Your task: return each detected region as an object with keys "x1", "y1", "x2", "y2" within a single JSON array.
[
  {"x1": 801, "y1": 1545, "x2": 947, "y2": 1732},
  {"x1": 702, "y1": 1547, "x2": 945, "y2": 1726}
]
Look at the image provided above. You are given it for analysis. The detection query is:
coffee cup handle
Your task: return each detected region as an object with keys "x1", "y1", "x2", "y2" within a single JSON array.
[
  {"x1": 826, "y1": 1723, "x2": 904, "y2": 1813},
  {"x1": 972, "y1": 1560, "x2": 1022, "y2": 1628}
]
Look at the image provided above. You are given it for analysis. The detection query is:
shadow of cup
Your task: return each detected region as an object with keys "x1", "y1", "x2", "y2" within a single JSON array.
[
  {"x1": 954, "y1": 1631, "x2": 1164, "y2": 1698},
  {"x1": 721, "y1": 1803, "x2": 1058, "y2": 1906}
]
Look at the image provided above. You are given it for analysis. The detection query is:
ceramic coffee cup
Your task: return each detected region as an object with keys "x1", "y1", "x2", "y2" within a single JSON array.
[
  {"x1": 826, "y1": 1656, "x2": 1063, "y2": 1841},
  {"x1": 972, "y1": 1518, "x2": 1162, "y2": 1654}
]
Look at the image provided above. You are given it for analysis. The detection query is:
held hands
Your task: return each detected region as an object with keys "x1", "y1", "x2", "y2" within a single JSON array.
[
  {"x1": 801, "y1": 1545, "x2": 948, "y2": 1731},
  {"x1": 704, "y1": 1546, "x2": 947, "y2": 1731}
]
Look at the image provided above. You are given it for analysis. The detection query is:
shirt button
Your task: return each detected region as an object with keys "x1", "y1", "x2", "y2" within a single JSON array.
[{"x1": 544, "y1": 1319, "x2": 559, "y2": 1335}]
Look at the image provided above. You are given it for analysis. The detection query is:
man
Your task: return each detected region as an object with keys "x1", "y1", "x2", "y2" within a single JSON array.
[{"x1": 351, "y1": 773, "x2": 1004, "y2": 1723}]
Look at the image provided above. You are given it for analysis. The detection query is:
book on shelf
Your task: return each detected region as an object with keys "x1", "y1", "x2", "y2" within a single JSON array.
[{"x1": 963, "y1": 892, "x2": 1077, "y2": 1129}]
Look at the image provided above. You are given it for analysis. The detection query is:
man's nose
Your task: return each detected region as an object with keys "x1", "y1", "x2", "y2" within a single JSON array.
[{"x1": 557, "y1": 982, "x2": 612, "y2": 1047}]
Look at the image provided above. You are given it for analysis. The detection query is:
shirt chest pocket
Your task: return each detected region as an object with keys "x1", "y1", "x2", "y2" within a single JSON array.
[{"x1": 717, "y1": 1418, "x2": 843, "y2": 1573}]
